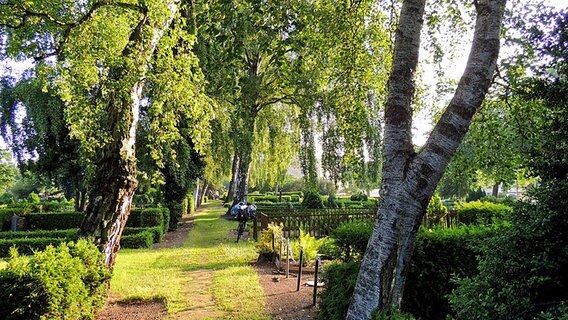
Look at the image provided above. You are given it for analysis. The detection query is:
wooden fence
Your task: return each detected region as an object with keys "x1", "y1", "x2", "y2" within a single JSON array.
[{"x1": 257, "y1": 207, "x2": 377, "y2": 239}]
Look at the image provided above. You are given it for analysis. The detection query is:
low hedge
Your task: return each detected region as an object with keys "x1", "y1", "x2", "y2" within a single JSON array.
[
  {"x1": 0, "y1": 229, "x2": 77, "y2": 240},
  {"x1": 0, "y1": 237, "x2": 65, "y2": 257},
  {"x1": 122, "y1": 227, "x2": 163, "y2": 243},
  {"x1": 456, "y1": 201, "x2": 513, "y2": 225},
  {"x1": 140, "y1": 208, "x2": 164, "y2": 229},
  {"x1": 0, "y1": 240, "x2": 110, "y2": 320},
  {"x1": 26, "y1": 212, "x2": 84, "y2": 231},
  {"x1": 120, "y1": 231, "x2": 153, "y2": 249},
  {"x1": 125, "y1": 209, "x2": 143, "y2": 228},
  {"x1": 249, "y1": 195, "x2": 293, "y2": 203},
  {"x1": 317, "y1": 225, "x2": 499, "y2": 320}
]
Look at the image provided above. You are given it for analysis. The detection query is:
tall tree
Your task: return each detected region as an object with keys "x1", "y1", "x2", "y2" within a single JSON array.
[
  {"x1": 346, "y1": 0, "x2": 507, "y2": 318},
  {"x1": 1, "y1": 0, "x2": 181, "y2": 268}
]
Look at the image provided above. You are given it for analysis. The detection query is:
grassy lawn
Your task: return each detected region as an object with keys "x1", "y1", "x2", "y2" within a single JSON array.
[{"x1": 110, "y1": 201, "x2": 268, "y2": 319}]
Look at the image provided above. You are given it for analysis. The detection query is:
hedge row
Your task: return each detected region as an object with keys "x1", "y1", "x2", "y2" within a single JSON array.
[
  {"x1": 455, "y1": 201, "x2": 513, "y2": 225},
  {"x1": 120, "y1": 231, "x2": 154, "y2": 249},
  {"x1": 318, "y1": 224, "x2": 499, "y2": 320},
  {"x1": 122, "y1": 227, "x2": 163, "y2": 244},
  {"x1": 126, "y1": 207, "x2": 169, "y2": 233},
  {"x1": 0, "y1": 229, "x2": 77, "y2": 240},
  {"x1": 0, "y1": 237, "x2": 65, "y2": 257},
  {"x1": 26, "y1": 212, "x2": 85, "y2": 231}
]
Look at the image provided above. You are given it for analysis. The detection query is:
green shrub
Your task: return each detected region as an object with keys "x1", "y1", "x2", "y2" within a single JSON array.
[
  {"x1": 120, "y1": 231, "x2": 153, "y2": 249},
  {"x1": 426, "y1": 194, "x2": 448, "y2": 226},
  {"x1": 0, "y1": 229, "x2": 77, "y2": 240},
  {"x1": 0, "y1": 237, "x2": 65, "y2": 257},
  {"x1": 373, "y1": 308, "x2": 416, "y2": 320},
  {"x1": 316, "y1": 261, "x2": 360, "y2": 320},
  {"x1": 27, "y1": 192, "x2": 41, "y2": 203},
  {"x1": 122, "y1": 227, "x2": 163, "y2": 243},
  {"x1": 291, "y1": 229, "x2": 324, "y2": 265},
  {"x1": 160, "y1": 207, "x2": 170, "y2": 233},
  {"x1": 0, "y1": 240, "x2": 110, "y2": 320},
  {"x1": 326, "y1": 193, "x2": 339, "y2": 208},
  {"x1": 456, "y1": 201, "x2": 513, "y2": 225},
  {"x1": 42, "y1": 201, "x2": 74, "y2": 212},
  {"x1": 255, "y1": 223, "x2": 283, "y2": 255},
  {"x1": 26, "y1": 212, "x2": 84, "y2": 231},
  {"x1": 350, "y1": 192, "x2": 368, "y2": 201},
  {"x1": 125, "y1": 209, "x2": 143, "y2": 228},
  {"x1": 167, "y1": 201, "x2": 184, "y2": 231},
  {"x1": 450, "y1": 181, "x2": 568, "y2": 320},
  {"x1": 331, "y1": 221, "x2": 373, "y2": 262},
  {"x1": 0, "y1": 192, "x2": 15, "y2": 205},
  {"x1": 0, "y1": 208, "x2": 20, "y2": 231},
  {"x1": 290, "y1": 195, "x2": 300, "y2": 202},
  {"x1": 316, "y1": 237, "x2": 338, "y2": 260},
  {"x1": 317, "y1": 225, "x2": 497, "y2": 320},
  {"x1": 302, "y1": 189, "x2": 324, "y2": 209},
  {"x1": 481, "y1": 195, "x2": 517, "y2": 207},
  {"x1": 140, "y1": 208, "x2": 164, "y2": 228}
]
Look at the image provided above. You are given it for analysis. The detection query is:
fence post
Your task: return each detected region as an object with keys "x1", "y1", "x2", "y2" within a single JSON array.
[
  {"x1": 285, "y1": 237, "x2": 290, "y2": 278},
  {"x1": 313, "y1": 255, "x2": 320, "y2": 306},
  {"x1": 296, "y1": 246, "x2": 304, "y2": 291},
  {"x1": 253, "y1": 217, "x2": 258, "y2": 241}
]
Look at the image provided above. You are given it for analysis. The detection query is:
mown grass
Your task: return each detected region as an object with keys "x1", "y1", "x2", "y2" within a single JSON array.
[{"x1": 110, "y1": 201, "x2": 267, "y2": 318}]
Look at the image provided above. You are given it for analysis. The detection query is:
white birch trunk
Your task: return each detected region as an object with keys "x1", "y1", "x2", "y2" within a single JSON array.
[{"x1": 346, "y1": 0, "x2": 507, "y2": 318}]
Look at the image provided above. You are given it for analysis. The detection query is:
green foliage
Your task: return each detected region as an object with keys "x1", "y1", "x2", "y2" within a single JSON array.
[
  {"x1": 302, "y1": 189, "x2": 324, "y2": 209},
  {"x1": 292, "y1": 229, "x2": 324, "y2": 265},
  {"x1": 120, "y1": 231, "x2": 154, "y2": 249},
  {"x1": 450, "y1": 182, "x2": 568, "y2": 320},
  {"x1": 455, "y1": 201, "x2": 513, "y2": 225},
  {"x1": 426, "y1": 194, "x2": 448, "y2": 227},
  {"x1": 0, "y1": 148, "x2": 17, "y2": 194},
  {"x1": 122, "y1": 227, "x2": 163, "y2": 244},
  {"x1": 326, "y1": 193, "x2": 339, "y2": 208},
  {"x1": 0, "y1": 240, "x2": 110, "y2": 319},
  {"x1": 373, "y1": 308, "x2": 415, "y2": 320},
  {"x1": 0, "y1": 237, "x2": 64, "y2": 257},
  {"x1": 331, "y1": 221, "x2": 373, "y2": 262},
  {"x1": 465, "y1": 188, "x2": 486, "y2": 202},
  {"x1": 140, "y1": 208, "x2": 164, "y2": 229},
  {"x1": 0, "y1": 192, "x2": 15, "y2": 205},
  {"x1": 126, "y1": 209, "x2": 143, "y2": 228},
  {"x1": 26, "y1": 212, "x2": 84, "y2": 231},
  {"x1": 0, "y1": 229, "x2": 77, "y2": 240},
  {"x1": 350, "y1": 192, "x2": 368, "y2": 201},
  {"x1": 255, "y1": 223, "x2": 283, "y2": 255},
  {"x1": 316, "y1": 261, "x2": 360, "y2": 320},
  {"x1": 26, "y1": 192, "x2": 41, "y2": 204}
]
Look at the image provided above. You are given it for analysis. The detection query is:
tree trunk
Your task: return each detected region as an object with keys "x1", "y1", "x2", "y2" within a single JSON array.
[
  {"x1": 225, "y1": 151, "x2": 240, "y2": 204},
  {"x1": 232, "y1": 115, "x2": 255, "y2": 206},
  {"x1": 79, "y1": 2, "x2": 178, "y2": 269},
  {"x1": 492, "y1": 182, "x2": 500, "y2": 197},
  {"x1": 346, "y1": 0, "x2": 506, "y2": 318}
]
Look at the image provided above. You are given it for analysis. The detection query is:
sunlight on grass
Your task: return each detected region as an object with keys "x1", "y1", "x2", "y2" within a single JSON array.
[
  {"x1": 109, "y1": 201, "x2": 266, "y2": 316},
  {"x1": 213, "y1": 265, "x2": 270, "y2": 320}
]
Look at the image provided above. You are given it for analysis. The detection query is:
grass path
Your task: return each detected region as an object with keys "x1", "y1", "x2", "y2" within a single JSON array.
[{"x1": 110, "y1": 201, "x2": 269, "y2": 320}]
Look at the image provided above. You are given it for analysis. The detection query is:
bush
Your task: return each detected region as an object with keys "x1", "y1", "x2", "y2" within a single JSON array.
[
  {"x1": 168, "y1": 201, "x2": 184, "y2": 231},
  {"x1": 120, "y1": 231, "x2": 153, "y2": 249},
  {"x1": 0, "y1": 229, "x2": 77, "y2": 240},
  {"x1": 450, "y1": 181, "x2": 568, "y2": 320},
  {"x1": 426, "y1": 194, "x2": 448, "y2": 227},
  {"x1": 317, "y1": 225, "x2": 497, "y2": 320},
  {"x1": 291, "y1": 229, "x2": 324, "y2": 265},
  {"x1": 0, "y1": 192, "x2": 15, "y2": 205},
  {"x1": 140, "y1": 208, "x2": 164, "y2": 228},
  {"x1": 125, "y1": 209, "x2": 143, "y2": 228},
  {"x1": 326, "y1": 193, "x2": 339, "y2": 208},
  {"x1": 26, "y1": 212, "x2": 84, "y2": 231},
  {"x1": 0, "y1": 237, "x2": 65, "y2": 257},
  {"x1": 350, "y1": 192, "x2": 368, "y2": 201},
  {"x1": 0, "y1": 240, "x2": 110, "y2": 320},
  {"x1": 160, "y1": 207, "x2": 170, "y2": 233},
  {"x1": 122, "y1": 227, "x2": 163, "y2": 243},
  {"x1": 27, "y1": 192, "x2": 41, "y2": 203},
  {"x1": 42, "y1": 201, "x2": 74, "y2": 212},
  {"x1": 331, "y1": 221, "x2": 373, "y2": 262},
  {"x1": 316, "y1": 261, "x2": 360, "y2": 320},
  {"x1": 255, "y1": 223, "x2": 283, "y2": 255},
  {"x1": 456, "y1": 201, "x2": 513, "y2": 225},
  {"x1": 302, "y1": 189, "x2": 324, "y2": 209}
]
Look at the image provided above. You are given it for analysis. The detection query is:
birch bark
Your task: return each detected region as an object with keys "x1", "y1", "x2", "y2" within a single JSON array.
[
  {"x1": 79, "y1": 1, "x2": 179, "y2": 269},
  {"x1": 346, "y1": 0, "x2": 506, "y2": 318}
]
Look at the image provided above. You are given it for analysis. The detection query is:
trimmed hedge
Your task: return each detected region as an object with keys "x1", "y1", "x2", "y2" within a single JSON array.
[
  {"x1": 317, "y1": 225, "x2": 499, "y2": 320},
  {"x1": 125, "y1": 209, "x2": 143, "y2": 228},
  {"x1": 0, "y1": 237, "x2": 65, "y2": 257},
  {"x1": 140, "y1": 208, "x2": 164, "y2": 228},
  {"x1": 0, "y1": 240, "x2": 110, "y2": 320},
  {"x1": 26, "y1": 212, "x2": 84, "y2": 231},
  {"x1": 331, "y1": 221, "x2": 373, "y2": 262},
  {"x1": 120, "y1": 231, "x2": 153, "y2": 249},
  {"x1": 0, "y1": 229, "x2": 77, "y2": 240},
  {"x1": 122, "y1": 227, "x2": 163, "y2": 243},
  {"x1": 456, "y1": 201, "x2": 513, "y2": 225}
]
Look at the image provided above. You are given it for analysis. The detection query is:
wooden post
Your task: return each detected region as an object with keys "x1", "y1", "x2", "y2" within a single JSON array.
[
  {"x1": 253, "y1": 216, "x2": 258, "y2": 241},
  {"x1": 313, "y1": 255, "x2": 320, "y2": 306},
  {"x1": 297, "y1": 246, "x2": 304, "y2": 291},
  {"x1": 279, "y1": 235, "x2": 283, "y2": 270},
  {"x1": 285, "y1": 237, "x2": 290, "y2": 278}
]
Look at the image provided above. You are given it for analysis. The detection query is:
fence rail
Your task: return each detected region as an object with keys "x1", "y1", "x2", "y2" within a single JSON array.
[{"x1": 257, "y1": 208, "x2": 377, "y2": 239}]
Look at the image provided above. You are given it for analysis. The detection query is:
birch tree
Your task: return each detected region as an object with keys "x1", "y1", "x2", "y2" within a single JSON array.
[{"x1": 346, "y1": 0, "x2": 507, "y2": 318}]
